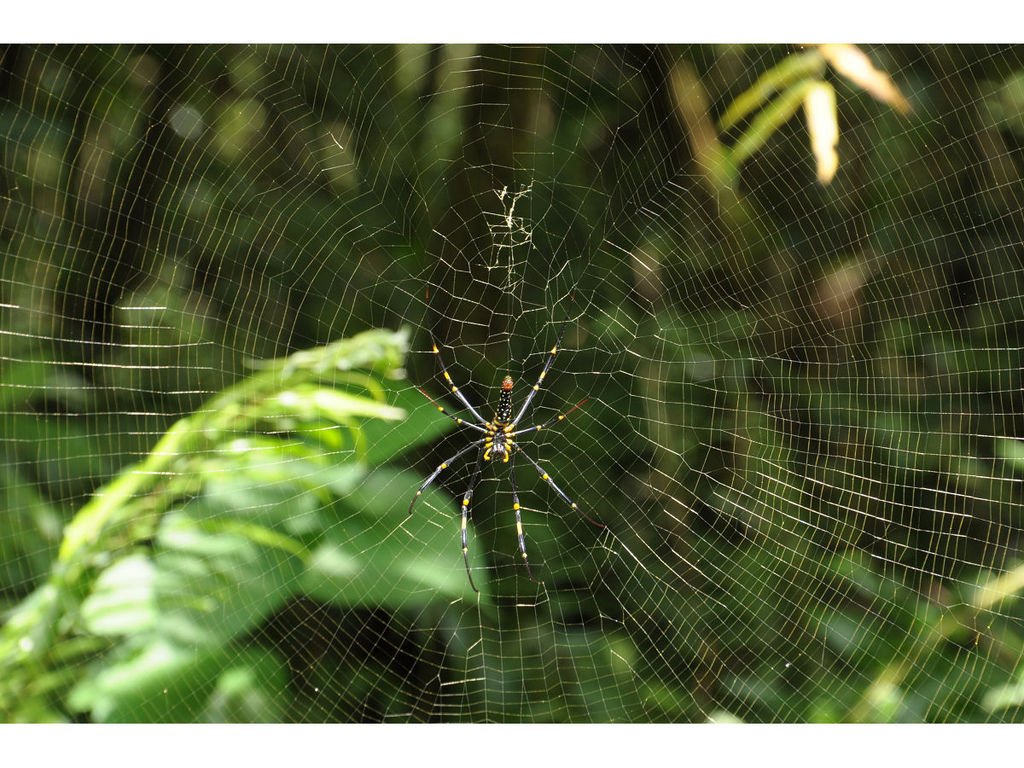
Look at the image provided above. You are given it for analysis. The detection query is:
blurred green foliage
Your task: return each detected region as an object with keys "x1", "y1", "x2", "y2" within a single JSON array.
[{"x1": 3, "y1": 44, "x2": 1024, "y2": 722}]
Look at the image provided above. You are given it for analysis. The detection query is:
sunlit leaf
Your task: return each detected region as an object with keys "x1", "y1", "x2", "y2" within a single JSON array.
[
  {"x1": 971, "y1": 561, "x2": 1024, "y2": 612},
  {"x1": 81, "y1": 554, "x2": 157, "y2": 637},
  {"x1": 997, "y1": 436, "x2": 1024, "y2": 469},
  {"x1": 273, "y1": 386, "x2": 405, "y2": 423},
  {"x1": 984, "y1": 678, "x2": 1024, "y2": 713},
  {"x1": 274, "y1": 327, "x2": 409, "y2": 377},
  {"x1": 729, "y1": 79, "x2": 815, "y2": 168},
  {"x1": 804, "y1": 80, "x2": 839, "y2": 184},
  {"x1": 719, "y1": 49, "x2": 825, "y2": 131},
  {"x1": 820, "y1": 44, "x2": 911, "y2": 114}
]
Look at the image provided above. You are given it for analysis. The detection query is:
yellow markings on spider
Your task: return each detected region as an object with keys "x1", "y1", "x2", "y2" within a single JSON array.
[{"x1": 462, "y1": 498, "x2": 469, "y2": 506}]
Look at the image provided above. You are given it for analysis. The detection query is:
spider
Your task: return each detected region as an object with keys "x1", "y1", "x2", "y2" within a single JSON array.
[{"x1": 408, "y1": 324, "x2": 604, "y2": 592}]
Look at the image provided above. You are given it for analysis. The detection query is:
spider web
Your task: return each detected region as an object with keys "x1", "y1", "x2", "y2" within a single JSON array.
[{"x1": 3, "y1": 43, "x2": 1024, "y2": 724}]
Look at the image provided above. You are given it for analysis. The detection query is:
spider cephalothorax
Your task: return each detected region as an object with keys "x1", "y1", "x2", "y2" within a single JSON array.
[{"x1": 409, "y1": 329, "x2": 603, "y2": 592}]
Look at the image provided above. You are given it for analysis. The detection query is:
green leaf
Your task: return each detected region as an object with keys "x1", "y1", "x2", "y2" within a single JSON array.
[
  {"x1": 728, "y1": 78, "x2": 817, "y2": 168},
  {"x1": 200, "y1": 650, "x2": 289, "y2": 722},
  {"x1": 303, "y1": 466, "x2": 487, "y2": 606},
  {"x1": 997, "y1": 437, "x2": 1024, "y2": 470},
  {"x1": 68, "y1": 639, "x2": 237, "y2": 722},
  {"x1": 272, "y1": 385, "x2": 405, "y2": 423},
  {"x1": 154, "y1": 505, "x2": 306, "y2": 646},
  {"x1": 198, "y1": 447, "x2": 365, "y2": 535},
  {"x1": 271, "y1": 327, "x2": 409, "y2": 377},
  {"x1": 360, "y1": 379, "x2": 457, "y2": 464},
  {"x1": 984, "y1": 678, "x2": 1024, "y2": 713},
  {"x1": 719, "y1": 49, "x2": 825, "y2": 131},
  {"x1": 81, "y1": 554, "x2": 157, "y2": 637}
]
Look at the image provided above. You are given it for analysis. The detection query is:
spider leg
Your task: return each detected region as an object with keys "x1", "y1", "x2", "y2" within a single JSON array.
[
  {"x1": 430, "y1": 339, "x2": 491, "y2": 426},
  {"x1": 416, "y1": 387, "x2": 488, "y2": 434},
  {"x1": 509, "y1": 451, "x2": 540, "y2": 584},
  {"x1": 408, "y1": 440, "x2": 484, "y2": 516},
  {"x1": 515, "y1": 446, "x2": 606, "y2": 529},
  {"x1": 460, "y1": 445, "x2": 487, "y2": 593},
  {"x1": 511, "y1": 397, "x2": 588, "y2": 437},
  {"x1": 510, "y1": 320, "x2": 571, "y2": 427}
]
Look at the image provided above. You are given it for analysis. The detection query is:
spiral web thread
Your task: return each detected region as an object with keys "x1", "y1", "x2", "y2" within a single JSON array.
[{"x1": 2, "y1": 44, "x2": 1024, "y2": 722}]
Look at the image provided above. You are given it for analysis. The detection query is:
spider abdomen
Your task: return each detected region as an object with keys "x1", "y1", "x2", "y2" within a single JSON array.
[{"x1": 495, "y1": 375, "x2": 514, "y2": 424}]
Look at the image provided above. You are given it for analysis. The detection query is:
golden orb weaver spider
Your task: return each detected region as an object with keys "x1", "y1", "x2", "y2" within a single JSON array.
[{"x1": 408, "y1": 323, "x2": 605, "y2": 592}]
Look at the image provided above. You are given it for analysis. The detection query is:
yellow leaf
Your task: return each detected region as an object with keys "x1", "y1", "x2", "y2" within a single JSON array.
[
  {"x1": 820, "y1": 44, "x2": 911, "y2": 114},
  {"x1": 804, "y1": 81, "x2": 839, "y2": 184}
]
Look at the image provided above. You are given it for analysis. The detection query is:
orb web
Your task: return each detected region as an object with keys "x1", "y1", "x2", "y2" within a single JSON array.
[{"x1": 2, "y1": 44, "x2": 1024, "y2": 723}]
